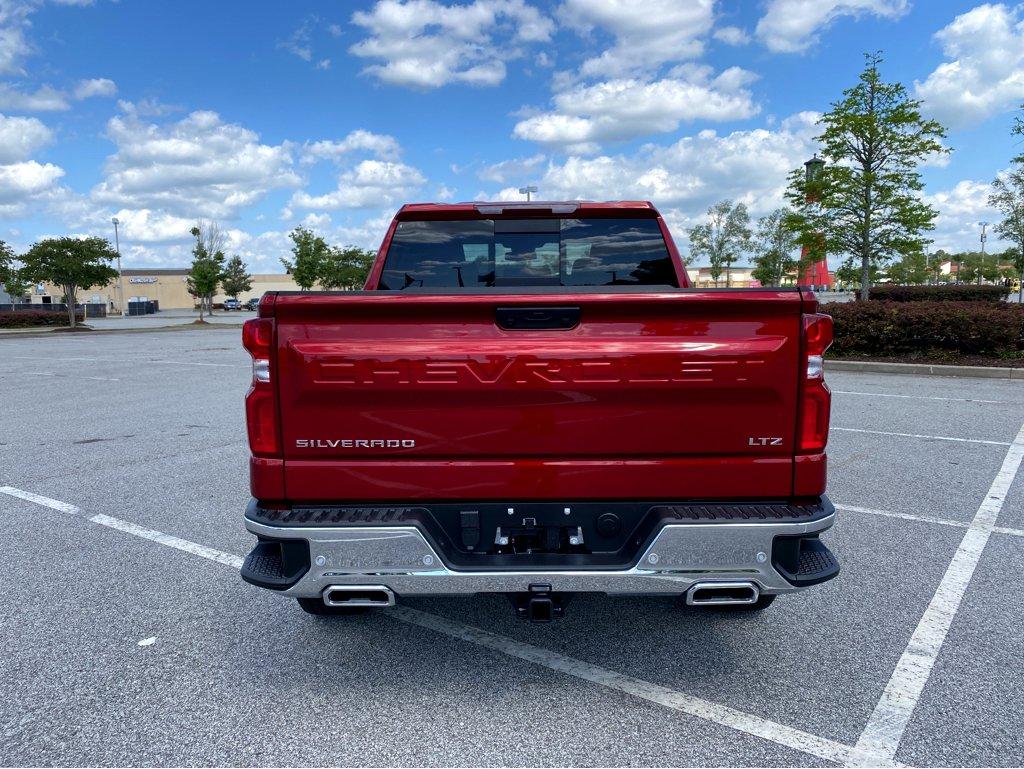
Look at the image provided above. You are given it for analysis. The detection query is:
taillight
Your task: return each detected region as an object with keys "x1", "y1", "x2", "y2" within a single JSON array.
[
  {"x1": 242, "y1": 317, "x2": 280, "y2": 457},
  {"x1": 798, "y1": 313, "x2": 833, "y2": 453}
]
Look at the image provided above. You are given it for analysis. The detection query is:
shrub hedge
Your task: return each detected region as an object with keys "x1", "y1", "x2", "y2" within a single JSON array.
[
  {"x1": 0, "y1": 310, "x2": 83, "y2": 328},
  {"x1": 828, "y1": 301, "x2": 1024, "y2": 357},
  {"x1": 860, "y1": 284, "x2": 1011, "y2": 302}
]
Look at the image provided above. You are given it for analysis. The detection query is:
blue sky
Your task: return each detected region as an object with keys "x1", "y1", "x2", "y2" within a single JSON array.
[{"x1": 2, "y1": 0, "x2": 1022, "y2": 272}]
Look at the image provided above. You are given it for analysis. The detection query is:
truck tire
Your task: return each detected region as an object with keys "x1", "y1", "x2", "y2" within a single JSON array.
[{"x1": 296, "y1": 597, "x2": 369, "y2": 616}]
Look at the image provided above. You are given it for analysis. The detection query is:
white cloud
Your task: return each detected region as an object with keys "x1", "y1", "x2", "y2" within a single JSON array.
[
  {"x1": 0, "y1": 159, "x2": 64, "y2": 206},
  {"x1": 91, "y1": 110, "x2": 301, "y2": 219},
  {"x1": 279, "y1": 15, "x2": 317, "y2": 62},
  {"x1": 349, "y1": 0, "x2": 554, "y2": 88},
  {"x1": 915, "y1": 3, "x2": 1024, "y2": 129},
  {"x1": 290, "y1": 159, "x2": 426, "y2": 209},
  {"x1": 116, "y1": 98, "x2": 181, "y2": 118},
  {"x1": 486, "y1": 112, "x2": 821, "y2": 251},
  {"x1": 0, "y1": 83, "x2": 70, "y2": 111},
  {"x1": 106, "y1": 208, "x2": 196, "y2": 243},
  {"x1": 302, "y1": 129, "x2": 402, "y2": 163},
  {"x1": 0, "y1": 77, "x2": 117, "y2": 111},
  {"x1": 301, "y1": 212, "x2": 332, "y2": 229},
  {"x1": 0, "y1": 111, "x2": 62, "y2": 216},
  {"x1": 0, "y1": 0, "x2": 97, "y2": 76},
  {"x1": 333, "y1": 210, "x2": 396, "y2": 248},
  {"x1": 923, "y1": 178, "x2": 1009, "y2": 252},
  {"x1": 558, "y1": 0, "x2": 714, "y2": 78},
  {"x1": 478, "y1": 153, "x2": 546, "y2": 183},
  {"x1": 713, "y1": 25, "x2": 750, "y2": 46},
  {"x1": 756, "y1": 0, "x2": 908, "y2": 53},
  {"x1": 0, "y1": 112, "x2": 52, "y2": 162},
  {"x1": 73, "y1": 77, "x2": 117, "y2": 99},
  {"x1": 513, "y1": 65, "x2": 760, "y2": 150},
  {"x1": 0, "y1": 1, "x2": 34, "y2": 75}
]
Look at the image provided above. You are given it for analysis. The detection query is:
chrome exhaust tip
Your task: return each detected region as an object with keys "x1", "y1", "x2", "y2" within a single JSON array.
[
  {"x1": 322, "y1": 585, "x2": 396, "y2": 608},
  {"x1": 685, "y1": 581, "x2": 760, "y2": 606}
]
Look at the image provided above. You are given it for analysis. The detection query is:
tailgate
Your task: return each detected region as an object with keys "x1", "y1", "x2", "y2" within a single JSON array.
[{"x1": 273, "y1": 290, "x2": 803, "y2": 501}]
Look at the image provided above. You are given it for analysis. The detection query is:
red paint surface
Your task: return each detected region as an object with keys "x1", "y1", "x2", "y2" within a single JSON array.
[{"x1": 246, "y1": 203, "x2": 831, "y2": 503}]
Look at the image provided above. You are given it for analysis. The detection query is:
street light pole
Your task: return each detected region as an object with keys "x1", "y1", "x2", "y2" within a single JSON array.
[
  {"x1": 978, "y1": 221, "x2": 988, "y2": 285},
  {"x1": 518, "y1": 185, "x2": 538, "y2": 202},
  {"x1": 112, "y1": 217, "x2": 125, "y2": 316}
]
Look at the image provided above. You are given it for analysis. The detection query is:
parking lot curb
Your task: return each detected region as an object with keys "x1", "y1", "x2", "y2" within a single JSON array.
[
  {"x1": 827, "y1": 359, "x2": 1024, "y2": 380},
  {"x1": 0, "y1": 322, "x2": 245, "y2": 339}
]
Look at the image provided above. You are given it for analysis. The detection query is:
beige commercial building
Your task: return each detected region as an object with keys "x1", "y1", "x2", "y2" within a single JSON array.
[
  {"x1": 686, "y1": 266, "x2": 762, "y2": 288},
  {"x1": 31, "y1": 269, "x2": 308, "y2": 311}
]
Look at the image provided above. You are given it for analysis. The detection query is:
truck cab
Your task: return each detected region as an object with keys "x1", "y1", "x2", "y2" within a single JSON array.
[{"x1": 240, "y1": 201, "x2": 838, "y2": 620}]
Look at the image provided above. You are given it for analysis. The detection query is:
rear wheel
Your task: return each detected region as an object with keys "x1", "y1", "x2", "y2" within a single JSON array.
[{"x1": 296, "y1": 597, "x2": 370, "y2": 616}]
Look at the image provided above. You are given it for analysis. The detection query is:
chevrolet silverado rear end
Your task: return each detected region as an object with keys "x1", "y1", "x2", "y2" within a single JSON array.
[{"x1": 240, "y1": 201, "x2": 838, "y2": 620}]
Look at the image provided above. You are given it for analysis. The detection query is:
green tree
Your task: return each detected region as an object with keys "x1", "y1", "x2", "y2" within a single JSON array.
[
  {"x1": 786, "y1": 53, "x2": 948, "y2": 300},
  {"x1": 0, "y1": 241, "x2": 28, "y2": 300},
  {"x1": 750, "y1": 209, "x2": 799, "y2": 286},
  {"x1": 319, "y1": 245, "x2": 375, "y2": 290},
  {"x1": 3, "y1": 268, "x2": 30, "y2": 300},
  {"x1": 990, "y1": 164, "x2": 1024, "y2": 303},
  {"x1": 20, "y1": 237, "x2": 118, "y2": 327},
  {"x1": 282, "y1": 226, "x2": 328, "y2": 290},
  {"x1": 886, "y1": 250, "x2": 930, "y2": 285},
  {"x1": 687, "y1": 200, "x2": 751, "y2": 287},
  {"x1": 187, "y1": 225, "x2": 226, "y2": 322},
  {"x1": 1012, "y1": 102, "x2": 1024, "y2": 164},
  {"x1": 956, "y1": 251, "x2": 1003, "y2": 284},
  {"x1": 221, "y1": 254, "x2": 253, "y2": 299},
  {"x1": 835, "y1": 257, "x2": 882, "y2": 290},
  {"x1": 0, "y1": 240, "x2": 13, "y2": 283}
]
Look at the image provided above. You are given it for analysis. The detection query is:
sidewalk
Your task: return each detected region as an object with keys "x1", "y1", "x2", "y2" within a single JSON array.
[
  {"x1": 85, "y1": 309, "x2": 249, "y2": 330},
  {"x1": 0, "y1": 309, "x2": 247, "y2": 337}
]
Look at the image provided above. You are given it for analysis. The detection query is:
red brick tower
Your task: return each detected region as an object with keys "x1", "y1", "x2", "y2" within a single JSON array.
[{"x1": 798, "y1": 155, "x2": 833, "y2": 289}]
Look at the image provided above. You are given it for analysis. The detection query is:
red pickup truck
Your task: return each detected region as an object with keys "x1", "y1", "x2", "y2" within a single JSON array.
[{"x1": 240, "y1": 201, "x2": 838, "y2": 621}]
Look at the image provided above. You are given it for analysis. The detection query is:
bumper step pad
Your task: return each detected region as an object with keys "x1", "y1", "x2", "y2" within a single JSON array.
[
  {"x1": 247, "y1": 498, "x2": 833, "y2": 528},
  {"x1": 772, "y1": 537, "x2": 840, "y2": 586},
  {"x1": 251, "y1": 505, "x2": 422, "y2": 526},
  {"x1": 657, "y1": 502, "x2": 828, "y2": 522},
  {"x1": 240, "y1": 539, "x2": 310, "y2": 590}
]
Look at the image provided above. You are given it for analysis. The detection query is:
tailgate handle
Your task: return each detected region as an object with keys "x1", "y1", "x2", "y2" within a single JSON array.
[{"x1": 496, "y1": 307, "x2": 580, "y2": 330}]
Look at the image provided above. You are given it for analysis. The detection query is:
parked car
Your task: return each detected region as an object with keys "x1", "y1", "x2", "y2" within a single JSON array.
[
  {"x1": 222, "y1": 298, "x2": 242, "y2": 311},
  {"x1": 243, "y1": 297, "x2": 260, "y2": 311},
  {"x1": 240, "y1": 200, "x2": 838, "y2": 621}
]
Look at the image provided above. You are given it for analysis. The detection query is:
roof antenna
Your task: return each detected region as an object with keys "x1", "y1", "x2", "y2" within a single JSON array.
[{"x1": 518, "y1": 185, "x2": 538, "y2": 202}]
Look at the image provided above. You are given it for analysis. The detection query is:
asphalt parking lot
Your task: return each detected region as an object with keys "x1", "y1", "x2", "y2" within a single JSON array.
[{"x1": 2, "y1": 327, "x2": 1023, "y2": 767}]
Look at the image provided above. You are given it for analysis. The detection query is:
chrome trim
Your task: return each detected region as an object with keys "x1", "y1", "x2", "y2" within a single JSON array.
[
  {"x1": 244, "y1": 513, "x2": 835, "y2": 598},
  {"x1": 323, "y1": 584, "x2": 396, "y2": 607},
  {"x1": 685, "y1": 581, "x2": 759, "y2": 606}
]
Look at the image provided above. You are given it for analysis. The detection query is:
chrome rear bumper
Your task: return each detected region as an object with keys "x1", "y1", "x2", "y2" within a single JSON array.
[{"x1": 242, "y1": 508, "x2": 838, "y2": 599}]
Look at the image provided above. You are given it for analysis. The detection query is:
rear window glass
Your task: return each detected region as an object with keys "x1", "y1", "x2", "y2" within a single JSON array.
[{"x1": 378, "y1": 218, "x2": 676, "y2": 289}]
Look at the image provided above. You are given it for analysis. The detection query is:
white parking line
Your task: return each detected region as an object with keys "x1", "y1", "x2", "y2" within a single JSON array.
[
  {"x1": 833, "y1": 390, "x2": 1004, "y2": 404},
  {"x1": 89, "y1": 513, "x2": 244, "y2": 569},
  {"x1": 831, "y1": 427, "x2": 1011, "y2": 446},
  {"x1": 836, "y1": 504, "x2": 967, "y2": 529},
  {"x1": 0, "y1": 486, "x2": 80, "y2": 514},
  {"x1": 8, "y1": 355, "x2": 243, "y2": 369},
  {"x1": 0, "y1": 484, "x2": 867, "y2": 766},
  {"x1": 11, "y1": 371, "x2": 121, "y2": 382},
  {"x1": 849, "y1": 420, "x2": 1024, "y2": 766},
  {"x1": 836, "y1": 503, "x2": 1024, "y2": 539},
  {"x1": 392, "y1": 605, "x2": 858, "y2": 765},
  {"x1": 149, "y1": 359, "x2": 243, "y2": 368},
  {"x1": 0, "y1": 487, "x2": 245, "y2": 567}
]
